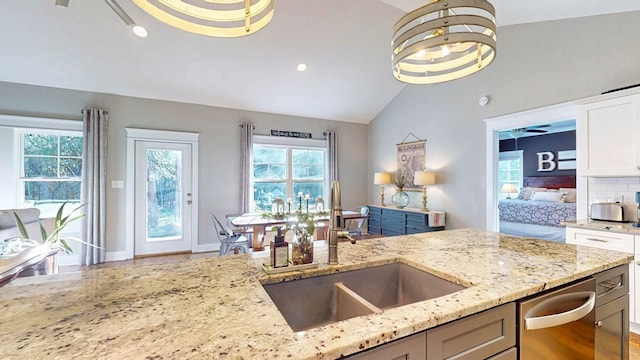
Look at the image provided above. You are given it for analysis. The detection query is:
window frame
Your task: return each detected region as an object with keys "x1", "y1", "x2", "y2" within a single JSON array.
[
  {"x1": 252, "y1": 135, "x2": 328, "y2": 212},
  {"x1": 498, "y1": 150, "x2": 523, "y2": 200},
  {"x1": 16, "y1": 128, "x2": 84, "y2": 214}
]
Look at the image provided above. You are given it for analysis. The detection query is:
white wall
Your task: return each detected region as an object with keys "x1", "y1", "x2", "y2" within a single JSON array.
[
  {"x1": 0, "y1": 82, "x2": 369, "y2": 258},
  {"x1": 0, "y1": 127, "x2": 16, "y2": 208},
  {"x1": 369, "y1": 11, "x2": 640, "y2": 229}
]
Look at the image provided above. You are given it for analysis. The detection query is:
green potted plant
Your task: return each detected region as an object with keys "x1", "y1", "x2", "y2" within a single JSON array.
[{"x1": 12, "y1": 201, "x2": 87, "y2": 274}]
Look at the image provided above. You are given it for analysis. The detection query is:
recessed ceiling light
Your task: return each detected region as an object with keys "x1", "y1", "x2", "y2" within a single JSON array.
[
  {"x1": 132, "y1": 25, "x2": 148, "y2": 38},
  {"x1": 297, "y1": 63, "x2": 308, "y2": 72}
]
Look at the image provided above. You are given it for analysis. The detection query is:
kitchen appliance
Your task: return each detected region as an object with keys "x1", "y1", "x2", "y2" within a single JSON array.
[
  {"x1": 519, "y1": 278, "x2": 596, "y2": 359},
  {"x1": 590, "y1": 202, "x2": 628, "y2": 222},
  {"x1": 518, "y1": 265, "x2": 629, "y2": 360}
]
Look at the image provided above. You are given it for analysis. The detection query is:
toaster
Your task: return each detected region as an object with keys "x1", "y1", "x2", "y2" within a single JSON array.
[{"x1": 590, "y1": 202, "x2": 628, "y2": 222}]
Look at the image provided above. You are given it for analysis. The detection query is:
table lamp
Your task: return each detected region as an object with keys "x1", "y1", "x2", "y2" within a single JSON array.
[
  {"x1": 501, "y1": 184, "x2": 518, "y2": 199},
  {"x1": 374, "y1": 172, "x2": 392, "y2": 206},
  {"x1": 414, "y1": 171, "x2": 436, "y2": 212}
]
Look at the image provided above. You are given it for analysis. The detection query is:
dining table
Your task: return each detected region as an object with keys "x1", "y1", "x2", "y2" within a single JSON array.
[{"x1": 229, "y1": 211, "x2": 365, "y2": 251}]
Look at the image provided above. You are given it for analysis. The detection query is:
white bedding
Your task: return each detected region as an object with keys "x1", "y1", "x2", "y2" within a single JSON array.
[{"x1": 499, "y1": 221, "x2": 566, "y2": 243}]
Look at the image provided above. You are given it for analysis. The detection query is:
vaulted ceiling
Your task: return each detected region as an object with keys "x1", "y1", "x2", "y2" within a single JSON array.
[{"x1": 1, "y1": 0, "x2": 639, "y2": 123}]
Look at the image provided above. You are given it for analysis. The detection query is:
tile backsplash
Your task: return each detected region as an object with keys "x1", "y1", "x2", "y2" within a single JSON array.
[{"x1": 588, "y1": 177, "x2": 640, "y2": 220}]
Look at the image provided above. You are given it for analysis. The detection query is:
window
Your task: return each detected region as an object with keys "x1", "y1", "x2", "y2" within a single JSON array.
[
  {"x1": 498, "y1": 150, "x2": 523, "y2": 200},
  {"x1": 19, "y1": 130, "x2": 83, "y2": 217},
  {"x1": 252, "y1": 137, "x2": 327, "y2": 212}
]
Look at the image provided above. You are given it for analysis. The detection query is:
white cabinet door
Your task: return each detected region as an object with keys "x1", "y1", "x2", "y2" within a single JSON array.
[{"x1": 578, "y1": 94, "x2": 640, "y2": 176}]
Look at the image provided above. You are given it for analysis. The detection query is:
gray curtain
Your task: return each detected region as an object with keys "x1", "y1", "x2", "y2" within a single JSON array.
[
  {"x1": 240, "y1": 123, "x2": 254, "y2": 213},
  {"x1": 81, "y1": 108, "x2": 108, "y2": 265},
  {"x1": 325, "y1": 130, "x2": 338, "y2": 182}
]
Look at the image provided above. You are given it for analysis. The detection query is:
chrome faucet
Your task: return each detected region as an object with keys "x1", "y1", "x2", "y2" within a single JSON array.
[{"x1": 328, "y1": 180, "x2": 355, "y2": 265}]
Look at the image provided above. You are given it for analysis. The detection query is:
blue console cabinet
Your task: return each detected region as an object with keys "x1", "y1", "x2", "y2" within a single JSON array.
[{"x1": 367, "y1": 205, "x2": 445, "y2": 236}]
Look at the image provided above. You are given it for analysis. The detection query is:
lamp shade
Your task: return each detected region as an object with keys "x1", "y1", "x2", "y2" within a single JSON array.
[
  {"x1": 414, "y1": 171, "x2": 436, "y2": 186},
  {"x1": 501, "y1": 184, "x2": 518, "y2": 194},
  {"x1": 374, "y1": 172, "x2": 392, "y2": 185}
]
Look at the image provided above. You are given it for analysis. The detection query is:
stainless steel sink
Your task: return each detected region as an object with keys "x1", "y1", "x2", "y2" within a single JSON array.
[{"x1": 263, "y1": 262, "x2": 466, "y2": 331}]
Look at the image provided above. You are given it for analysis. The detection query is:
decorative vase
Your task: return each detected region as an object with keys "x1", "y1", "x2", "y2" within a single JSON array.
[
  {"x1": 392, "y1": 187, "x2": 410, "y2": 209},
  {"x1": 291, "y1": 234, "x2": 313, "y2": 265}
]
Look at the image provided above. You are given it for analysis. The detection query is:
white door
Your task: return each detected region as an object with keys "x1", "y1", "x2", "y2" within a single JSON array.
[{"x1": 134, "y1": 141, "x2": 193, "y2": 256}]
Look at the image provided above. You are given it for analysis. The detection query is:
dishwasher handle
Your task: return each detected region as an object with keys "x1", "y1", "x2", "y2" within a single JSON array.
[{"x1": 524, "y1": 291, "x2": 596, "y2": 330}]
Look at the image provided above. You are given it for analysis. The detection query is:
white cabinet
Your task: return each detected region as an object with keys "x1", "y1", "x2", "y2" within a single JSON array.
[
  {"x1": 565, "y1": 227, "x2": 634, "y2": 253},
  {"x1": 577, "y1": 93, "x2": 640, "y2": 177}
]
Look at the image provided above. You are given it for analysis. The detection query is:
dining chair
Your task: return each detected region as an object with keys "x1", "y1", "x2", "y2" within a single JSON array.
[
  {"x1": 212, "y1": 214, "x2": 250, "y2": 256},
  {"x1": 345, "y1": 206, "x2": 369, "y2": 237}
]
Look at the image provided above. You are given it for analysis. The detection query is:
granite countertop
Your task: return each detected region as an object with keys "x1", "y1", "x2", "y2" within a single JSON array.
[
  {"x1": 0, "y1": 228, "x2": 632, "y2": 359},
  {"x1": 566, "y1": 219, "x2": 640, "y2": 235}
]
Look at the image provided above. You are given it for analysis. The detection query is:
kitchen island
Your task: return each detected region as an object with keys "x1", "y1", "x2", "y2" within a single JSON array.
[{"x1": 0, "y1": 228, "x2": 633, "y2": 359}]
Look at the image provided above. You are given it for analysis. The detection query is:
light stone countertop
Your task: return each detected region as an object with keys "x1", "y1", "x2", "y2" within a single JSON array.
[
  {"x1": 0, "y1": 228, "x2": 633, "y2": 359},
  {"x1": 565, "y1": 219, "x2": 640, "y2": 235}
]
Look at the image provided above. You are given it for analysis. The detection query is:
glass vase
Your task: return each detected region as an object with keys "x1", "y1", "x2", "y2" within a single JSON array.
[
  {"x1": 291, "y1": 234, "x2": 313, "y2": 265},
  {"x1": 392, "y1": 188, "x2": 410, "y2": 209}
]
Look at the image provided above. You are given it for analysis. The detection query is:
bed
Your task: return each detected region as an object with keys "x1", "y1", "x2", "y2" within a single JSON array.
[{"x1": 499, "y1": 176, "x2": 577, "y2": 243}]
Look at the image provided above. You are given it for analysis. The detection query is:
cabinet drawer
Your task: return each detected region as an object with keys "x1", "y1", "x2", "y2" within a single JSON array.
[
  {"x1": 488, "y1": 348, "x2": 517, "y2": 360},
  {"x1": 406, "y1": 212, "x2": 427, "y2": 223},
  {"x1": 382, "y1": 208, "x2": 405, "y2": 219},
  {"x1": 368, "y1": 206, "x2": 382, "y2": 216},
  {"x1": 382, "y1": 229, "x2": 404, "y2": 236},
  {"x1": 593, "y1": 264, "x2": 629, "y2": 307},
  {"x1": 367, "y1": 225, "x2": 381, "y2": 235},
  {"x1": 381, "y1": 223, "x2": 405, "y2": 234},
  {"x1": 382, "y1": 216, "x2": 404, "y2": 228},
  {"x1": 368, "y1": 218, "x2": 381, "y2": 227},
  {"x1": 427, "y1": 303, "x2": 515, "y2": 360},
  {"x1": 566, "y1": 228, "x2": 634, "y2": 253}
]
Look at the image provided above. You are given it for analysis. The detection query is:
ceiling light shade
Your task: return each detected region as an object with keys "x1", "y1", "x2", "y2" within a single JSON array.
[
  {"x1": 392, "y1": 0, "x2": 496, "y2": 84},
  {"x1": 131, "y1": 0, "x2": 274, "y2": 37}
]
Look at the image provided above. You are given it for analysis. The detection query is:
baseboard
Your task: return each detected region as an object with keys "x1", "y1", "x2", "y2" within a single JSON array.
[{"x1": 105, "y1": 250, "x2": 128, "y2": 262}]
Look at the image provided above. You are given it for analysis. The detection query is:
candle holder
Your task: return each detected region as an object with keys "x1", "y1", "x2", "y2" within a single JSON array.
[
  {"x1": 298, "y1": 195, "x2": 303, "y2": 212},
  {"x1": 306, "y1": 199, "x2": 309, "y2": 213}
]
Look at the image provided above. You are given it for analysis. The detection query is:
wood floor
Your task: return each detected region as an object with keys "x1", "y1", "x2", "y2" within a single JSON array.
[
  {"x1": 632, "y1": 332, "x2": 640, "y2": 360},
  {"x1": 62, "y1": 248, "x2": 640, "y2": 359}
]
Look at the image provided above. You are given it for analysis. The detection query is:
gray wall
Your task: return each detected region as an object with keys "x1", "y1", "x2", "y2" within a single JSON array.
[
  {"x1": 369, "y1": 11, "x2": 640, "y2": 229},
  {"x1": 0, "y1": 82, "x2": 368, "y2": 254}
]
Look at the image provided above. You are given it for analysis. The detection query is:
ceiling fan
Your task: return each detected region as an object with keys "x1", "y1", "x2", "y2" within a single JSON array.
[
  {"x1": 507, "y1": 125, "x2": 551, "y2": 150},
  {"x1": 508, "y1": 125, "x2": 551, "y2": 139}
]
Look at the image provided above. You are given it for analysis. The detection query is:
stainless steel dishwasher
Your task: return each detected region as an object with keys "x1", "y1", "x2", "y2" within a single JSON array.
[
  {"x1": 518, "y1": 264, "x2": 629, "y2": 360},
  {"x1": 519, "y1": 277, "x2": 597, "y2": 359}
]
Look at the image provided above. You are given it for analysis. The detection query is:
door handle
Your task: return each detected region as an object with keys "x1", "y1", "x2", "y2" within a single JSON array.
[
  {"x1": 187, "y1": 200, "x2": 192, "y2": 205},
  {"x1": 524, "y1": 291, "x2": 596, "y2": 330}
]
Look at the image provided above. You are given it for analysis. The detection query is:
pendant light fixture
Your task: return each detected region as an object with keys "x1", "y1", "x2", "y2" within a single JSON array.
[
  {"x1": 392, "y1": 0, "x2": 497, "y2": 84},
  {"x1": 131, "y1": 0, "x2": 274, "y2": 38}
]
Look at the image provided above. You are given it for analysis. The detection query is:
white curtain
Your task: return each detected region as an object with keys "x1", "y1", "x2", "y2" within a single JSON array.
[
  {"x1": 81, "y1": 108, "x2": 108, "y2": 265},
  {"x1": 240, "y1": 123, "x2": 254, "y2": 213},
  {"x1": 325, "y1": 130, "x2": 338, "y2": 182}
]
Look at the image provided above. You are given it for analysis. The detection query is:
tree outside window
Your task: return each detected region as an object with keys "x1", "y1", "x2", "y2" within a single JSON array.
[
  {"x1": 20, "y1": 131, "x2": 83, "y2": 218},
  {"x1": 253, "y1": 144, "x2": 326, "y2": 212}
]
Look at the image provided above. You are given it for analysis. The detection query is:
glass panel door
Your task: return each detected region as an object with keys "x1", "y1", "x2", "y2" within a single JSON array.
[{"x1": 134, "y1": 141, "x2": 192, "y2": 256}]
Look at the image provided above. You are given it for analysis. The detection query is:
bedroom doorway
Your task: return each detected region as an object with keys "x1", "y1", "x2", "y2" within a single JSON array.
[{"x1": 484, "y1": 101, "x2": 586, "y2": 238}]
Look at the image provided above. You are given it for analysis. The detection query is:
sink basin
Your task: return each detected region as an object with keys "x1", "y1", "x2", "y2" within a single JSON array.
[{"x1": 263, "y1": 262, "x2": 466, "y2": 331}]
